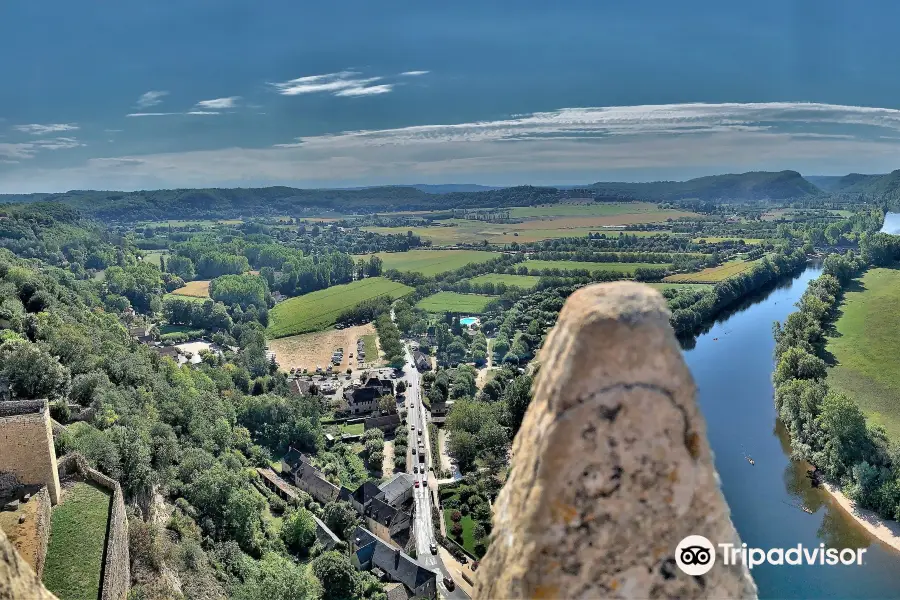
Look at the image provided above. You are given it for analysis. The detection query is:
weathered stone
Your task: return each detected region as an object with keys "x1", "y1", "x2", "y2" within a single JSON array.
[
  {"x1": 0, "y1": 401, "x2": 61, "y2": 505},
  {"x1": 0, "y1": 526, "x2": 57, "y2": 600},
  {"x1": 1, "y1": 501, "x2": 17, "y2": 513},
  {"x1": 475, "y1": 282, "x2": 756, "y2": 599}
]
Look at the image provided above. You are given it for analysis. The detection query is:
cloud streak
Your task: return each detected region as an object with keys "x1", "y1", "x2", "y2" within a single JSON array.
[
  {"x1": 195, "y1": 96, "x2": 240, "y2": 110},
  {"x1": 9, "y1": 102, "x2": 900, "y2": 191},
  {"x1": 400, "y1": 70, "x2": 429, "y2": 76},
  {"x1": 136, "y1": 91, "x2": 169, "y2": 108},
  {"x1": 0, "y1": 137, "x2": 84, "y2": 160},
  {"x1": 13, "y1": 123, "x2": 79, "y2": 135},
  {"x1": 270, "y1": 71, "x2": 393, "y2": 97}
]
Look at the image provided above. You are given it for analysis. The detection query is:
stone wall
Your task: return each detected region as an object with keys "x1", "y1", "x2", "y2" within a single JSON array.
[
  {"x1": 474, "y1": 282, "x2": 757, "y2": 599},
  {"x1": 0, "y1": 526, "x2": 58, "y2": 600},
  {"x1": 0, "y1": 403, "x2": 60, "y2": 505},
  {"x1": 31, "y1": 487, "x2": 51, "y2": 579},
  {"x1": 57, "y1": 454, "x2": 130, "y2": 600}
]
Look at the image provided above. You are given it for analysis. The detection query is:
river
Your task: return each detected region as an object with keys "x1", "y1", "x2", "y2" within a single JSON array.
[{"x1": 685, "y1": 264, "x2": 900, "y2": 598}]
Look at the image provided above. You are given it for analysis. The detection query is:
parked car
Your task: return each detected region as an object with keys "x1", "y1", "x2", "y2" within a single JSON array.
[
  {"x1": 430, "y1": 543, "x2": 438, "y2": 555},
  {"x1": 443, "y1": 577, "x2": 455, "y2": 591}
]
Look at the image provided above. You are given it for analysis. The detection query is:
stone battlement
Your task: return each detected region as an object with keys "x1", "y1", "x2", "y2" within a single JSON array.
[{"x1": 0, "y1": 400, "x2": 60, "y2": 505}]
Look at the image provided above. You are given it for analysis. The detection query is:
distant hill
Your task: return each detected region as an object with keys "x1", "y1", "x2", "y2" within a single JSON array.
[
  {"x1": 588, "y1": 170, "x2": 822, "y2": 202},
  {"x1": 411, "y1": 184, "x2": 502, "y2": 193},
  {"x1": 805, "y1": 173, "x2": 885, "y2": 193}
]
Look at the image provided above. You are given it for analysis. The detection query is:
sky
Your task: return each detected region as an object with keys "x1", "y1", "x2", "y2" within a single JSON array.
[{"x1": 4, "y1": 0, "x2": 900, "y2": 192}]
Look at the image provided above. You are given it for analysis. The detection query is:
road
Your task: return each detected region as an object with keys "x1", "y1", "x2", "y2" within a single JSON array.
[{"x1": 401, "y1": 343, "x2": 470, "y2": 600}]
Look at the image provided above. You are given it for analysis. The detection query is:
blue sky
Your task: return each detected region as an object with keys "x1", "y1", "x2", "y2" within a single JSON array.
[{"x1": 4, "y1": 0, "x2": 900, "y2": 192}]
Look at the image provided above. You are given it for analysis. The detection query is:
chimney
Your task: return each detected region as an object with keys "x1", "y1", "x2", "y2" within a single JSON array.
[{"x1": 394, "y1": 548, "x2": 401, "y2": 569}]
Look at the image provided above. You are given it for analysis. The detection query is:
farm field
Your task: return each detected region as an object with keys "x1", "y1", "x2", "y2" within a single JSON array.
[
  {"x1": 663, "y1": 259, "x2": 759, "y2": 283},
  {"x1": 646, "y1": 283, "x2": 714, "y2": 292},
  {"x1": 268, "y1": 323, "x2": 376, "y2": 372},
  {"x1": 163, "y1": 293, "x2": 206, "y2": 303},
  {"x1": 467, "y1": 273, "x2": 542, "y2": 289},
  {"x1": 267, "y1": 277, "x2": 413, "y2": 338},
  {"x1": 170, "y1": 280, "x2": 211, "y2": 298},
  {"x1": 362, "y1": 334, "x2": 378, "y2": 362},
  {"x1": 43, "y1": 482, "x2": 111, "y2": 600},
  {"x1": 353, "y1": 249, "x2": 498, "y2": 276},
  {"x1": 506, "y1": 202, "x2": 686, "y2": 219},
  {"x1": 142, "y1": 250, "x2": 169, "y2": 266},
  {"x1": 521, "y1": 260, "x2": 668, "y2": 274},
  {"x1": 691, "y1": 237, "x2": 765, "y2": 244},
  {"x1": 416, "y1": 292, "x2": 494, "y2": 314},
  {"x1": 827, "y1": 267, "x2": 900, "y2": 440}
]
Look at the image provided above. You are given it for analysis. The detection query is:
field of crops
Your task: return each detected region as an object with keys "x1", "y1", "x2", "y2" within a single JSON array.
[
  {"x1": 663, "y1": 260, "x2": 759, "y2": 283},
  {"x1": 353, "y1": 249, "x2": 498, "y2": 276},
  {"x1": 466, "y1": 273, "x2": 542, "y2": 289},
  {"x1": 521, "y1": 260, "x2": 669, "y2": 274},
  {"x1": 267, "y1": 277, "x2": 413, "y2": 338},
  {"x1": 170, "y1": 280, "x2": 210, "y2": 297},
  {"x1": 416, "y1": 292, "x2": 494, "y2": 314}
]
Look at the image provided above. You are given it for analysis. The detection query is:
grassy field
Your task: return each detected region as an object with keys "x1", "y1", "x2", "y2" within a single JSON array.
[
  {"x1": 267, "y1": 277, "x2": 413, "y2": 338},
  {"x1": 827, "y1": 268, "x2": 900, "y2": 440},
  {"x1": 691, "y1": 237, "x2": 765, "y2": 245},
  {"x1": 352, "y1": 250, "x2": 498, "y2": 276},
  {"x1": 646, "y1": 283, "x2": 714, "y2": 292},
  {"x1": 416, "y1": 292, "x2": 494, "y2": 314},
  {"x1": 143, "y1": 250, "x2": 169, "y2": 266},
  {"x1": 362, "y1": 334, "x2": 378, "y2": 360},
  {"x1": 170, "y1": 280, "x2": 211, "y2": 298},
  {"x1": 163, "y1": 293, "x2": 206, "y2": 303},
  {"x1": 506, "y1": 202, "x2": 678, "y2": 218},
  {"x1": 521, "y1": 260, "x2": 668, "y2": 274},
  {"x1": 466, "y1": 273, "x2": 542, "y2": 289},
  {"x1": 663, "y1": 259, "x2": 759, "y2": 283},
  {"x1": 43, "y1": 482, "x2": 111, "y2": 600},
  {"x1": 341, "y1": 422, "x2": 365, "y2": 436}
]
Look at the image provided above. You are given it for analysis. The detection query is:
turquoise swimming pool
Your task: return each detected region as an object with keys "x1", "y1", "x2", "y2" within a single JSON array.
[{"x1": 460, "y1": 317, "x2": 477, "y2": 326}]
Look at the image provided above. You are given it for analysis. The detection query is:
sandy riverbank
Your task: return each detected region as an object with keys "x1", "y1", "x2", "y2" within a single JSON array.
[{"x1": 823, "y1": 482, "x2": 900, "y2": 553}]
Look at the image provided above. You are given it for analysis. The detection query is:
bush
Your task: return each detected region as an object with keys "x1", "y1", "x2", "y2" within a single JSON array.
[
  {"x1": 450, "y1": 510, "x2": 462, "y2": 523},
  {"x1": 451, "y1": 522, "x2": 463, "y2": 538}
]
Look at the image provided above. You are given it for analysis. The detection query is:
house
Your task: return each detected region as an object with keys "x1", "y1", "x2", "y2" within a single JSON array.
[
  {"x1": 338, "y1": 475, "x2": 414, "y2": 543},
  {"x1": 255, "y1": 467, "x2": 299, "y2": 505},
  {"x1": 412, "y1": 351, "x2": 431, "y2": 372},
  {"x1": 344, "y1": 386, "x2": 380, "y2": 415},
  {"x1": 430, "y1": 399, "x2": 449, "y2": 425},
  {"x1": 129, "y1": 325, "x2": 155, "y2": 344},
  {"x1": 152, "y1": 345, "x2": 182, "y2": 362},
  {"x1": 364, "y1": 413, "x2": 401, "y2": 433},
  {"x1": 339, "y1": 481, "x2": 384, "y2": 515},
  {"x1": 312, "y1": 515, "x2": 342, "y2": 550},
  {"x1": 364, "y1": 378, "x2": 395, "y2": 396},
  {"x1": 365, "y1": 496, "x2": 412, "y2": 541},
  {"x1": 378, "y1": 473, "x2": 414, "y2": 507},
  {"x1": 281, "y1": 448, "x2": 340, "y2": 504},
  {"x1": 351, "y1": 526, "x2": 437, "y2": 600}
]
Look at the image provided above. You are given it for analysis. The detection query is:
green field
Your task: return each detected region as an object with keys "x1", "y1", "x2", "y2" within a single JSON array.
[
  {"x1": 353, "y1": 250, "x2": 498, "y2": 276},
  {"x1": 267, "y1": 277, "x2": 414, "y2": 338},
  {"x1": 664, "y1": 259, "x2": 759, "y2": 283},
  {"x1": 521, "y1": 260, "x2": 668, "y2": 274},
  {"x1": 163, "y1": 293, "x2": 206, "y2": 303},
  {"x1": 646, "y1": 283, "x2": 714, "y2": 292},
  {"x1": 416, "y1": 292, "x2": 494, "y2": 314},
  {"x1": 506, "y1": 202, "x2": 681, "y2": 218},
  {"x1": 43, "y1": 482, "x2": 111, "y2": 600},
  {"x1": 341, "y1": 422, "x2": 365, "y2": 436},
  {"x1": 467, "y1": 273, "x2": 542, "y2": 289},
  {"x1": 362, "y1": 334, "x2": 378, "y2": 360},
  {"x1": 143, "y1": 250, "x2": 169, "y2": 267},
  {"x1": 827, "y1": 267, "x2": 900, "y2": 440}
]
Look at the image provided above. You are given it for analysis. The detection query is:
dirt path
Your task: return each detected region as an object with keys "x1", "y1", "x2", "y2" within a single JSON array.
[
  {"x1": 0, "y1": 496, "x2": 41, "y2": 571},
  {"x1": 438, "y1": 429, "x2": 454, "y2": 474},
  {"x1": 382, "y1": 440, "x2": 394, "y2": 477},
  {"x1": 475, "y1": 337, "x2": 495, "y2": 389},
  {"x1": 267, "y1": 323, "x2": 376, "y2": 373}
]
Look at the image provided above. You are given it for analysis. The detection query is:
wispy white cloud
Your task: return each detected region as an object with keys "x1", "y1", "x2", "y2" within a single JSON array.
[
  {"x1": 136, "y1": 91, "x2": 169, "y2": 109},
  {"x1": 186, "y1": 111, "x2": 222, "y2": 116},
  {"x1": 0, "y1": 137, "x2": 85, "y2": 160},
  {"x1": 334, "y1": 85, "x2": 393, "y2": 97},
  {"x1": 126, "y1": 112, "x2": 179, "y2": 118},
  {"x1": 195, "y1": 96, "x2": 240, "y2": 110},
  {"x1": 270, "y1": 71, "x2": 393, "y2": 97},
  {"x1": 14, "y1": 123, "x2": 79, "y2": 135},
  {"x1": 10, "y1": 102, "x2": 900, "y2": 191},
  {"x1": 400, "y1": 70, "x2": 429, "y2": 76}
]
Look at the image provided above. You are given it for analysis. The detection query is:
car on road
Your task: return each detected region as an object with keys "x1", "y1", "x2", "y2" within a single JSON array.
[
  {"x1": 412, "y1": 447, "x2": 417, "y2": 455},
  {"x1": 430, "y1": 543, "x2": 438, "y2": 555},
  {"x1": 413, "y1": 466, "x2": 418, "y2": 473},
  {"x1": 418, "y1": 429, "x2": 422, "y2": 436},
  {"x1": 414, "y1": 480, "x2": 420, "y2": 488},
  {"x1": 411, "y1": 425, "x2": 415, "y2": 430},
  {"x1": 443, "y1": 577, "x2": 455, "y2": 591}
]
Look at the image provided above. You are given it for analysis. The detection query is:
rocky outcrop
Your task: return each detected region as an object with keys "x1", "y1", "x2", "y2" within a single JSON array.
[
  {"x1": 475, "y1": 282, "x2": 756, "y2": 599},
  {"x1": 0, "y1": 526, "x2": 57, "y2": 600}
]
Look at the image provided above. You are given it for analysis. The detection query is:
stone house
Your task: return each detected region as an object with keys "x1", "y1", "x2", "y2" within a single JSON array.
[
  {"x1": 351, "y1": 526, "x2": 437, "y2": 599},
  {"x1": 281, "y1": 448, "x2": 339, "y2": 505}
]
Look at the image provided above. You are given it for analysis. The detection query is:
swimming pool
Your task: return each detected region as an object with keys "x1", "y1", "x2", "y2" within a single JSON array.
[{"x1": 460, "y1": 317, "x2": 477, "y2": 326}]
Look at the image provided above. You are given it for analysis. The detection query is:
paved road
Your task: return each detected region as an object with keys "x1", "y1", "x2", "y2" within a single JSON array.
[{"x1": 401, "y1": 343, "x2": 470, "y2": 600}]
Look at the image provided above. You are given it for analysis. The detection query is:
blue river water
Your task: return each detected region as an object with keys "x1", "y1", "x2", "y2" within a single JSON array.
[{"x1": 684, "y1": 265, "x2": 900, "y2": 598}]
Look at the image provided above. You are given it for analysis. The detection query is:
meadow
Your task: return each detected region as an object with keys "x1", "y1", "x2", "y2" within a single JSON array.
[
  {"x1": 416, "y1": 292, "x2": 494, "y2": 314},
  {"x1": 142, "y1": 250, "x2": 169, "y2": 266},
  {"x1": 521, "y1": 260, "x2": 669, "y2": 274},
  {"x1": 353, "y1": 249, "x2": 498, "y2": 276},
  {"x1": 170, "y1": 280, "x2": 211, "y2": 298},
  {"x1": 466, "y1": 273, "x2": 542, "y2": 289},
  {"x1": 827, "y1": 267, "x2": 900, "y2": 440},
  {"x1": 663, "y1": 259, "x2": 758, "y2": 283},
  {"x1": 43, "y1": 483, "x2": 111, "y2": 600},
  {"x1": 267, "y1": 277, "x2": 413, "y2": 338}
]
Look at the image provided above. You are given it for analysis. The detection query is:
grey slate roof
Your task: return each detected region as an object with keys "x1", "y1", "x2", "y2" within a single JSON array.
[
  {"x1": 351, "y1": 526, "x2": 437, "y2": 593},
  {"x1": 365, "y1": 496, "x2": 398, "y2": 527},
  {"x1": 378, "y1": 473, "x2": 414, "y2": 507}
]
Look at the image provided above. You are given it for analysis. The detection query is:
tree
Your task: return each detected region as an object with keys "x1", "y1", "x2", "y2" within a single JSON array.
[
  {"x1": 449, "y1": 430, "x2": 479, "y2": 472},
  {"x1": 396, "y1": 380, "x2": 407, "y2": 394},
  {"x1": 281, "y1": 508, "x2": 318, "y2": 556},
  {"x1": 502, "y1": 374, "x2": 533, "y2": 437},
  {"x1": 378, "y1": 395, "x2": 396, "y2": 414},
  {"x1": 311, "y1": 551, "x2": 358, "y2": 600},
  {"x1": 232, "y1": 552, "x2": 322, "y2": 600},
  {"x1": 322, "y1": 501, "x2": 360, "y2": 541},
  {"x1": 0, "y1": 339, "x2": 71, "y2": 400},
  {"x1": 167, "y1": 255, "x2": 196, "y2": 281}
]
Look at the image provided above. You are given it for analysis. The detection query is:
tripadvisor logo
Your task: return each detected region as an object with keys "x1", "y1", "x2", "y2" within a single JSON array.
[{"x1": 674, "y1": 535, "x2": 867, "y2": 575}]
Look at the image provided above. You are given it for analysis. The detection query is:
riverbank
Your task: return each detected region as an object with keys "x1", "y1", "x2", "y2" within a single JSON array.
[{"x1": 822, "y1": 483, "x2": 900, "y2": 554}]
